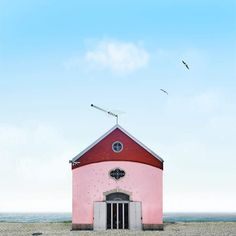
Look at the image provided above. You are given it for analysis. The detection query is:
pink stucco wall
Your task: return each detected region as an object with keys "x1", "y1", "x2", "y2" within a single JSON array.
[{"x1": 72, "y1": 161, "x2": 163, "y2": 225}]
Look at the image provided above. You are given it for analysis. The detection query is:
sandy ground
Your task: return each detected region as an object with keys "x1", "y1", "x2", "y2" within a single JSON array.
[{"x1": 0, "y1": 222, "x2": 236, "y2": 236}]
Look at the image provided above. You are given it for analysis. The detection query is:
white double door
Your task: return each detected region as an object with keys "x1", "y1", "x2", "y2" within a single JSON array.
[{"x1": 94, "y1": 201, "x2": 142, "y2": 230}]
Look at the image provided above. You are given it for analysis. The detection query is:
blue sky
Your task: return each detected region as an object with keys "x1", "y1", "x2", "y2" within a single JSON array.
[{"x1": 0, "y1": 0, "x2": 235, "y2": 212}]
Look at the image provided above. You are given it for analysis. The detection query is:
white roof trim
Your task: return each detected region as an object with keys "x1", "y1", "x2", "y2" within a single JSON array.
[
  {"x1": 72, "y1": 125, "x2": 118, "y2": 162},
  {"x1": 72, "y1": 124, "x2": 164, "y2": 163}
]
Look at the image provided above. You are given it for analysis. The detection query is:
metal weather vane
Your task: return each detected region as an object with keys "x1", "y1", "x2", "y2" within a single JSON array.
[{"x1": 91, "y1": 104, "x2": 119, "y2": 124}]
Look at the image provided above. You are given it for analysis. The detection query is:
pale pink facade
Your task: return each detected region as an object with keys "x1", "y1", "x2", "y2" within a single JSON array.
[{"x1": 72, "y1": 161, "x2": 163, "y2": 225}]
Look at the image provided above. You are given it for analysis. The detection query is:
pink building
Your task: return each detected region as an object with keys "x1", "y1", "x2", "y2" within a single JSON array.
[{"x1": 70, "y1": 125, "x2": 164, "y2": 230}]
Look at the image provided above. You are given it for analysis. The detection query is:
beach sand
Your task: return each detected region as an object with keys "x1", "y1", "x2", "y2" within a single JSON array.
[{"x1": 0, "y1": 222, "x2": 235, "y2": 236}]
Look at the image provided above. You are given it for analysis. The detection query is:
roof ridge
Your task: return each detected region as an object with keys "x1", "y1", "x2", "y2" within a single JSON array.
[{"x1": 71, "y1": 125, "x2": 163, "y2": 163}]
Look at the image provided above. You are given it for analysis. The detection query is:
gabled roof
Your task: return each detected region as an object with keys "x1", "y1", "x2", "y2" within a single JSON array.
[{"x1": 72, "y1": 124, "x2": 164, "y2": 163}]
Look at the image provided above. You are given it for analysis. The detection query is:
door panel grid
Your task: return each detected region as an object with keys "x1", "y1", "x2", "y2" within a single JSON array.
[{"x1": 107, "y1": 202, "x2": 129, "y2": 229}]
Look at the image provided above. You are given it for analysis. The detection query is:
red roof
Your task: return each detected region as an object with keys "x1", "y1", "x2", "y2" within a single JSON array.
[{"x1": 71, "y1": 125, "x2": 163, "y2": 170}]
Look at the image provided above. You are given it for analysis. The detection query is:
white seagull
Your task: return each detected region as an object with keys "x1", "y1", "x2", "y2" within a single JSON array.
[
  {"x1": 160, "y1": 89, "x2": 168, "y2": 95},
  {"x1": 182, "y1": 60, "x2": 189, "y2": 70}
]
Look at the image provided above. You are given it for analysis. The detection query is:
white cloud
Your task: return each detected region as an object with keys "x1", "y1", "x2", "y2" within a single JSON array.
[
  {"x1": 85, "y1": 40, "x2": 149, "y2": 73},
  {"x1": 65, "y1": 40, "x2": 149, "y2": 74},
  {"x1": 192, "y1": 91, "x2": 220, "y2": 113},
  {"x1": 0, "y1": 123, "x2": 73, "y2": 212},
  {"x1": 165, "y1": 90, "x2": 222, "y2": 116}
]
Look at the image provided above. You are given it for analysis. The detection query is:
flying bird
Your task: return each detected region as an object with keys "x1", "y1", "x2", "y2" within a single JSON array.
[
  {"x1": 182, "y1": 60, "x2": 189, "y2": 70},
  {"x1": 160, "y1": 89, "x2": 168, "y2": 95}
]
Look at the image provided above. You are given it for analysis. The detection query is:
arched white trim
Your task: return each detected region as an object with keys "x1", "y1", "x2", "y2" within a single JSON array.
[{"x1": 103, "y1": 188, "x2": 132, "y2": 201}]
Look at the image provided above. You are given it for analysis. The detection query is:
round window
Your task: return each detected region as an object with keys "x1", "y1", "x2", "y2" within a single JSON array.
[{"x1": 112, "y1": 141, "x2": 123, "y2": 153}]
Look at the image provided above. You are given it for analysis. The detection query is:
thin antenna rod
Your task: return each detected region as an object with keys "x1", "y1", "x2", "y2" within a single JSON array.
[{"x1": 91, "y1": 104, "x2": 119, "y2": 124}]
